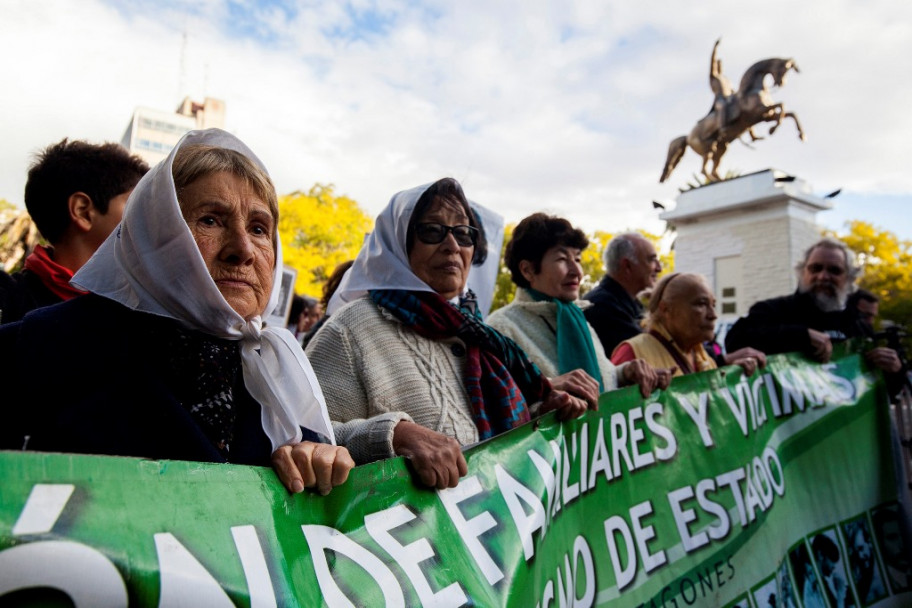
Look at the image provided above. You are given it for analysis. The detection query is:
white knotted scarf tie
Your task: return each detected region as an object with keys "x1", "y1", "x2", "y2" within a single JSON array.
[{"x1": 239, "y1": 319, "x2": 332, "y2": 450}]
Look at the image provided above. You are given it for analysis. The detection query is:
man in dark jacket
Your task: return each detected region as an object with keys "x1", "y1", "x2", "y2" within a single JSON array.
[
  {"x1": 725, "y1": 237, "x2": 901, "y2": 373},
  {"x1": 0, "y1": 139, "x2": 148, "y2": 323},
  {"x1": 583, "y1": 232, "x2": 661, "y2": 355}
]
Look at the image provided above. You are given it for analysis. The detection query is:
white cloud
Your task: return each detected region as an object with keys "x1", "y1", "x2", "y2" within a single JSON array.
[{"x1": 1, "y1": 0, "x2": 910, "y2": 242}]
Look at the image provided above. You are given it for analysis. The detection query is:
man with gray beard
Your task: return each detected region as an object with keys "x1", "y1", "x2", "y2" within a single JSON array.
[{"x1": 725, "y1": 238, "x2": 901, "y2": 372}]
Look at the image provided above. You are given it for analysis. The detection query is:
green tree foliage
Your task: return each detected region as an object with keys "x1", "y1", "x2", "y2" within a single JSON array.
[
  {"x1": 828, "y1": 220, "x2": 912, "y2": 334},
  {"x1": 277, "y1": 185, "x2": 373, "y2": 297},
  {"x1": 489, "y1": 226, "x2": 673, "y2": 311}
]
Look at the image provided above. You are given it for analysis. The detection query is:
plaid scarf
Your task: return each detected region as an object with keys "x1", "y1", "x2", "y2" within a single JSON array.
[{"x1": 371, "y1": 289, "x2": 550, "y2": 439}]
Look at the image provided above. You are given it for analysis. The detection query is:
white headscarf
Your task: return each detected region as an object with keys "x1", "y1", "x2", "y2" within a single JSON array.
[
  {"x1": 327, "y1": 181, "x2": 503, "y2": 315},
  {"x1": 72, "y1": 128, "x2": 334, "y2": 451}
]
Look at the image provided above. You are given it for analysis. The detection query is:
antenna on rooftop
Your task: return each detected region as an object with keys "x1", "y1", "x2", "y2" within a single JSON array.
[{"x1": 178, "y1": 30, "x2": 188, "y2": 98}]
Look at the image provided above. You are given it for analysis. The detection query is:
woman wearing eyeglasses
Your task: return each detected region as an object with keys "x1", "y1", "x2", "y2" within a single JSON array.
[
  {"x1": 306, "y1": 178, "x2": 588, "y2": 489},
  {"x1": 487, "y1": 213, "x2": 670, "y2": 405},
  {"x1": 611, "y1": 272, "x2": 763, "y2": 378}
]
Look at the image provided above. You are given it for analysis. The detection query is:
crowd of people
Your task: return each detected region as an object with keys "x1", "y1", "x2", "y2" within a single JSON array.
[{"x1": 0, "y1": 128, "x2": 905, "y2": 498}]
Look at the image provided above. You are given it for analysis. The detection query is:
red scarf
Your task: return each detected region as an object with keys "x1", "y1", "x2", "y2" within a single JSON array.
[{"x1": 23, "y1": 245, "x2": 88, "y2": 301}]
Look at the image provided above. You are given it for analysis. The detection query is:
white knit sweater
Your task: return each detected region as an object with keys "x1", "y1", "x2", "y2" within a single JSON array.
[
  {"x1": 305, "y1": 297, "x2": 479, "y2": 464},
  {"x1": 486, "y1": 288, "x2": 624, "y2": 391}
]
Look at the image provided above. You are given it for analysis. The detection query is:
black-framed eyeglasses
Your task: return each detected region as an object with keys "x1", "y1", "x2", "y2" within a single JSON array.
[
  {"x1": 415, "y1": 223, "x2": 479, "y2": 247},
  {"x1": 806, "y1": 263, "x2": 845, "y2": 276}
]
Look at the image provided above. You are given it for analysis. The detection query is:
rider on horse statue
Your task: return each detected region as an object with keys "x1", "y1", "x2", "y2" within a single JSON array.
[{"x1": 660, "y1": 39, "x2": 805, "y2": 184}]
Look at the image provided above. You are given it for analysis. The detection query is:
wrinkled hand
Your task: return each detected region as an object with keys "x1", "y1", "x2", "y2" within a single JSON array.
[
  {"x1": 724, "y1": 347, "x2": 767, "y2": 369},
  {"x1": 540, "y1": 389, "x2": 590, "y2": 420},
  {"x1": 623, "y1": 359, "x2": 669, "y2": 398},
  {"x1": 866, "y1": 347, "x2": 903, "y2": 374},
  {"x1": 549, "y1": 369, "x2": 600, "y2": 411},
  {"x1": 731, "y1": 356, "x2": 761, "y2": 376},
  {"x1": 272, "y1": 441, "x2": 354, "y2": 495},
  {"x1": 807, "y1": 329, "x2": 833, "y2": 362},
  {"x1": 393, "y1": 421, "x2": 467, "y2": 489},
  {"x1": 654, "y1": 367, "x2": 675, "y2": 392},
  {"x1": 727, "y1": 347, "x2": 767, "y2": 376}
]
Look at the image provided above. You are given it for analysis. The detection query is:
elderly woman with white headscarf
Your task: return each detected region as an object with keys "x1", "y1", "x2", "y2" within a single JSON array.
[
  {"x1": 306, "y1": 178, "x2": 588, "y2": 490},
  {"x1": 0, "y1": 129, "x2": 353, "y2": 495}
]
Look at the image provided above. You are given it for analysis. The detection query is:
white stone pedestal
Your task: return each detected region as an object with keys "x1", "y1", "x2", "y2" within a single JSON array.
[{"x1": 659, "y1": 169, "x2": 832, "y2": 321}]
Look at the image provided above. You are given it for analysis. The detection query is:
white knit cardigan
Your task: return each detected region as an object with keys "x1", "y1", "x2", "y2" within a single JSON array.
[{"x1": 306, "y1": 297, "x2": 481, "y2": 464}]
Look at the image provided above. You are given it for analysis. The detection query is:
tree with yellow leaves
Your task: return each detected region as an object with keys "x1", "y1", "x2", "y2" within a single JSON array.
[
  {"x1": 828, "y1": 220, "x2": 912, "y2": 333},
  {"x1": 490, "y1": 225, "x2": 672, "y2": 311},
  {"x1": 278, "y1": 185, "x2": 373, "y2": 297}
]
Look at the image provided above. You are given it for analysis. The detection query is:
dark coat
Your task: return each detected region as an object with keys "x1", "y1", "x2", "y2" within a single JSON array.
[
  {"x1": 583, "y1": 275, "x2": 645, "y2": 356},
  {"x1": 0, "y1": 294, "x2": 274, "y2": 465},
  {"x1": 725, "y1": 290, "x2": 868, "y2": 357},
  {"x1": 0, "y1": 268, "x2": 62, "y2": 325}
]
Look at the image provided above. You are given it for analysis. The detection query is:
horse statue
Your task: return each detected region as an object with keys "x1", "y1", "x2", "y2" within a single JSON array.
[{"x1": 660, "y1": 39, "x2": 806, "y2": 184}]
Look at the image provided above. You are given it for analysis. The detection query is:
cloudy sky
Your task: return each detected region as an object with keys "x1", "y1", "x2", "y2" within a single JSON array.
[{"x1": 2, "y1": 0, "x2": 911, "y2": 240}]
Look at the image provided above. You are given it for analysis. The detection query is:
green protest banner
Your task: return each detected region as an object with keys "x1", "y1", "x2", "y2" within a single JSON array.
[{"x1": 1, "y1": 346, "x2": 910, "y2": 607}]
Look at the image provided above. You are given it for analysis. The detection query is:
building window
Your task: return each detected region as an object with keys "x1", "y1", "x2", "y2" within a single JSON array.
[{"x1": 714, "y1": 255, "x2": 743, "y2": 318}]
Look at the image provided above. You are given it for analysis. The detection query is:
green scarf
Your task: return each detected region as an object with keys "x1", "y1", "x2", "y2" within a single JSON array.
[{"x1": 526, "y1": 288, "x2": 604, "y2": 391}]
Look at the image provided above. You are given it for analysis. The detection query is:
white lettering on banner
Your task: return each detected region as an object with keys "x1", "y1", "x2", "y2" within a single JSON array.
[
  {"x1": 0, "y1": 483, "x2": 128, "y2": 606},
  {"x1": 696, "y1": 478, "x2": 731, "y2": 541},
  {"x1": 578, "y1": 423, "x2": 589, "y2": 493},
  {"x1": 610, "y1": 412, "x2": 635, "y2": 477},
  {"x1": 562, "y1": 437, "x2": 581, "y2": 506},
  {"x1": 751, "y1": 457, "x2": 774, "y2": 510},
  {"x1": 580, "y1": 402, "x2": 678, "y2": 492},
  {"x1": 549, "y1": 440, "x2": 564, "y2": 518},
  {"x1": 631, "y1": 501, "x2": 667, "y2": 574},
  {"x1": 778, "y1": 368, "x2": 822, "y2": 414},
  {"x1": 677, "y1": 392, "x2": 714, "y2": 447},
  {"x1": 365, "y1": 505, "x2": 467, "y2": 607},
  {"x1": 668, "y1": 485, "x2": 710, "y2": 553},
  {"x1": 823, "y1": 363, "x2": 858, "y2": 402},
  {"x1": 301, "y1": 524, "x2": 406, "y2": 607},
  {"x1": 0, "y1": 540, "x2": 128, "y2": 606},
  {"x1": 742, "y1": 463, "x2": 765, "y2": 522},
  {"x1": 720, "y1": 384, "x2": 750, "y2": 437},
  {"x1": 751, "y1": 375, "x2": 768, "y2": 429},
  {"x1": 496, "y1": 464, "x2": 546, "y2": 561},
  {"x1": 645, "y1": 402, "x2": 677, "y2": 461},
  {"x1": 11, "y1": 483, "x2": 74, "y2": 535},
  {"x1": 231, "y1": 525, "x2": 278, "y2": 608},
  {"x1": 528, "y1": 447, "x2": 559, "y2": 532},
  {"x1": 2, "y1": 484, "x2": 276, "y2": 606},
  {"x1": 667, "y1": 448, "x2": 788, "y2": 555},
  {"x1": 588, "y1": 418, "x2": 613, "y2": 486},
  {"x1": 538, "y1": 580, "x2": 554, "y2": 608},
  {"x1": 628, "y1": 407, "x2": 656, "y2": 469},
  {"x1": 437, "y1": 475, "x2": 504, "y2": 585},
  {"x1": 155, "y1": 532, "x2": 235, "y2": 607},
  {"x1": 682, "y1": 365, "x2": 858, "y2": 445},
  {"x1": 534, "y1": 536, "x2": 594, "y2": 608},
  {"x1": 603, "y1": 500, "x2": 667, "y2": 592},
  {"x1": 765, "y1": 373, "x2": 784, "y2": 417},
  {"x1": 604, "y1": 515, "x2": 637, "y2": 591},
  {"x1": 571, "y1": 535, "x2": 596, "y2": 607},
  {"x1": 555, "y1": 554, "x2": 574, "y2": 608},
  {"x1": 715, "y1": 468, "x2": 748, "y2": 527},
  {"x1": 762, "y1": 446, "x2": 786, "y2": 496}
]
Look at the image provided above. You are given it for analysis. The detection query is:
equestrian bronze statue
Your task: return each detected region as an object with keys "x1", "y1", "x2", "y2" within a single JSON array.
[{"x1": 660, "y1": 39, "x2": 805, "y2": 184}]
